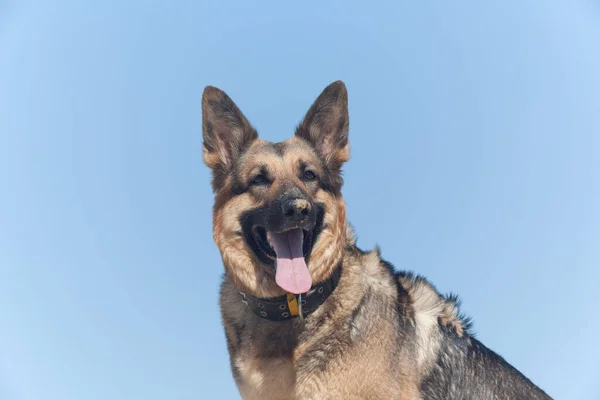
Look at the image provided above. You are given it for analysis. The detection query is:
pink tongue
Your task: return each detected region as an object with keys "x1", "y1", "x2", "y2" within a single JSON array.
[{"x1": 268, "y1": 229, "x2": 312, "y2": 294}]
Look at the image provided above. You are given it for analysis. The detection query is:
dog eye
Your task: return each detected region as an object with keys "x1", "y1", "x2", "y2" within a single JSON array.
[
  {"x1": 251, "y1": 174, "x2": 268, "y2": 186},
  {"x1": 303, "y1": 171, "x2": 317, "y2": 181}
]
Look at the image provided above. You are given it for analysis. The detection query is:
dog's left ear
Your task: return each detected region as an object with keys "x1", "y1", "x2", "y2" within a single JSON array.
[
  {"x1": 295, "y1": 80, "x2": 350, "y2": 170},
  {"x1": 202, "y1": 86, "x2": 258, "y2": 190}
]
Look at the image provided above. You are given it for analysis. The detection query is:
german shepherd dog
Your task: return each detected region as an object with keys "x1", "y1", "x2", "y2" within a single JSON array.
[{"x1": 201, "y1": 81, "x2": 551, "y2": 399}]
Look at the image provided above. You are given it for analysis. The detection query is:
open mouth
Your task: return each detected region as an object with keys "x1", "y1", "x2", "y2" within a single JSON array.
[
  {"x1": 251, "y1": 227, "x2": 316, "y2": 293},
  {"x1": 252, "y1": 226, "x2": 314, "y2": 261},
  {"x1": 241, "y1": 205, "x2": 324, "y2": 294}
]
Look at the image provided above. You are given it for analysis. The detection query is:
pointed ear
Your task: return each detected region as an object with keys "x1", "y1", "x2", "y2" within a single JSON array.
[
  {"x1": 202, "y1": 86, "x2": 258, "y2": 189},
  {"x1": 295, "y1": 81, "x2": 350, "y2": 170}
]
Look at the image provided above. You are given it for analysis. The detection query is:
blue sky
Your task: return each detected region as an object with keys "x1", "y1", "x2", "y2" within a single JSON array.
[{"x1": 1, "y1": 1, "x2": 599, "y2": 399}]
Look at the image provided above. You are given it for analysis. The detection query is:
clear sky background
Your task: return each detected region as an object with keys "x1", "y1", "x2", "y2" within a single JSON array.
[{"x1": 1, "y1": 1, "x2": 599, "y2": 399}]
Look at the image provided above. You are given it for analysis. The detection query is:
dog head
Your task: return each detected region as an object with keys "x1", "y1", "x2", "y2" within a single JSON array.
[{"x1": 202, "y1": 81, "x2": 350, "y2": 297}]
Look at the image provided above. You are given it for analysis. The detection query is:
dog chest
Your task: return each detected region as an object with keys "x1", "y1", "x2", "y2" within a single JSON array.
[{"x1": 235, "y1": 355, "x2": 296, "y2": 400}]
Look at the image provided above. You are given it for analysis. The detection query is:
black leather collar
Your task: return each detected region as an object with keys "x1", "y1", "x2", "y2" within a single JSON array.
[{"x1": 238, "y1": 267, "x2": 342, "y2": 322}]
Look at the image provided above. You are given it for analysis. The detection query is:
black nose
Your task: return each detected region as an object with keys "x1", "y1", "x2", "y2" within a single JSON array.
[{"x1": 282, "y1": 199, "x2": 312, "y2": 221}]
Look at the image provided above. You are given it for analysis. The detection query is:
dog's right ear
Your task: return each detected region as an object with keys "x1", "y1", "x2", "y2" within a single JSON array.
[{"x1": 202, "y1": 86, "x2": 258, "y2": 190}]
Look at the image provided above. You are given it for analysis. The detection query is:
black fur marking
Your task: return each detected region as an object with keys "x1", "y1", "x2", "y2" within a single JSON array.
[
  {"x1": 376, "y1": 255, "x2": 416, "y2": 336},
  {"x1": 239, "y1": 203, "x2": 325, "y2": 268},
  {"x1": 230, "y1": 177, "x2": 246, "y2": 196},
  {"x1": 271, "y1": 142, "x2": 285, "y2": 157},
  {"x1": 421, "y1": 334, "x2": 552, "y2": 399},
  {"x1": 230, "y1": 163, "x2": 272, "y2": 196},
  {"x1": 347, "y1": 287, "x2": 372, "y2": 341}
]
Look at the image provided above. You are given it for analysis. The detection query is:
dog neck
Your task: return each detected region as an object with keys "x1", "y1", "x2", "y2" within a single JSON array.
[{"x1": 237, "y1": 266, "x2": 342, "y2": 322}]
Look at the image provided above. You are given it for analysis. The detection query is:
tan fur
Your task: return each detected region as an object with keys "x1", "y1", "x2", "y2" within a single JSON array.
[
  {"x1": 201, "y1": 82, "x2": 537, "y2": 400},
  {"x1": 220, "y1": 248, "x2": 424, "y2": 400},
  {"x1": 293, "y1": 249, "x2": 422, "y2": 400},
  {"x1": 213, "y1": 192, "x2": 283, "y2": 298},
  {"x1": 236, "y1": 356, "x2": 296, "y2": 400},
  {"x1": 219, "y1": 243, "x2": 475, "y2": 399},
  {"x1": 211, "y1": 136, "x2": 349, "y2": 298},
  {"x1": 205, "y1": 82, "x2": 429, "y2": 398},
  {"x1": 398, "y1": 274, "x2": 469, "y2": 376}
]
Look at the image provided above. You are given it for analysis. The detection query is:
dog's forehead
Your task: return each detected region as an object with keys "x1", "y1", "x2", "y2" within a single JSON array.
[{"x1": 240, "y1": 138, "x2": 320, "y2": 167}]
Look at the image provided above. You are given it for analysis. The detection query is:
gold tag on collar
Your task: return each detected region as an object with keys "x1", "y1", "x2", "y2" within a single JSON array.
[{"x1": 286, "y1": 293, "x2": 299, "y2": 316}]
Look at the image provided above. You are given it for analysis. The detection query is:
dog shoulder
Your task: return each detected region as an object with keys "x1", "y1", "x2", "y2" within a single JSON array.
[
  {"x1": 397, "y1": 271, "x2": 472, "y2": 338},
  {"x1": 393, "y1": 268, "x2": 474, "y2": 378},
  {"x1": 348, "y1": 246, "x2": 472, "y2": 338}
]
